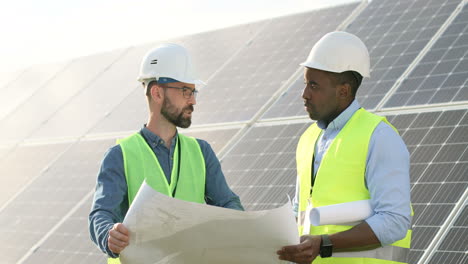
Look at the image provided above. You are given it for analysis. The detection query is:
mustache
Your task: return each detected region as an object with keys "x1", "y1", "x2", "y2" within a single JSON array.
[
  {"x1": 304, "y1": 101, "x2": 312, "y2": 107},
  {"x1": 184, "y1": 105, "x2": 194, "y2": 112}
]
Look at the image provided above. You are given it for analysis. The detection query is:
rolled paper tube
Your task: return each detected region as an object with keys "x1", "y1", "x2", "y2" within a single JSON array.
[{"x1": 310, "y1": 199, "x2": 372, "y2": 226}]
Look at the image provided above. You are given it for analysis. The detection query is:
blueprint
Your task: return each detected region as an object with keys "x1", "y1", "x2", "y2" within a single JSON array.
[{"x1": 120, "y1": 181, "x2": 299, "y2": 264}]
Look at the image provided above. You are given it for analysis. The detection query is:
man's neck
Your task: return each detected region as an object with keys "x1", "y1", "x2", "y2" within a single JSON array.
[{"x1": 146, "y1": 116, "x2": 176, "y2": 149}]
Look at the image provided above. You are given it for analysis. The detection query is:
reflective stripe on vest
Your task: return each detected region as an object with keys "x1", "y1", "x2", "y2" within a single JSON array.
[
  {"x1": 296, "y1": 108, "x2": 412, "y2": 264},
  {"x1": 108, "y1": 133, "x2": 206, "y2": 263}
]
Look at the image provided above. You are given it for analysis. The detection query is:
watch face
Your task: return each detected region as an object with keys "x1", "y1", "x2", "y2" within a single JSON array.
[
  {"x1": 320, "y1": 245, "x2": 333, "y2": 258},
  {"x1": 320, "y1": 235, "x2": 333, "y2": 258}
]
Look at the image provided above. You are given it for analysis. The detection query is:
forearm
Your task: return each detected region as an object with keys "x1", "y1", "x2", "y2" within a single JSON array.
[
  {"x1": 330, "y1": 221, "x2": 380, "y2": 252},
  {"x1": 89, "y1": 211, "x2": 119, "y2": 258}
]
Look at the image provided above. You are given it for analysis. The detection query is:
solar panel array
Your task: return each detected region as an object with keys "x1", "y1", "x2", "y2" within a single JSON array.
[
  {"x1": 384, "y1": 3, "x2": 468, "y2": 108},
  {"x1": 0, "y1": 1, "x2": 467, "y2": 264}
]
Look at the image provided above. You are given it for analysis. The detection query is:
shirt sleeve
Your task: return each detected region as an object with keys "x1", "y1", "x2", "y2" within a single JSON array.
[
  {"x1": 364, "y1": 122, "x2": 412, "y2": 246},
  {"x1": 88, "y1": 145, "x2": 128, "y2": 258},
  {"x1": 197, "y1": 139, "x2": 244, "y2": 211}
]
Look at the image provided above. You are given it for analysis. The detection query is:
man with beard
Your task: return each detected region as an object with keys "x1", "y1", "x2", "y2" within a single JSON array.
[
  {"x1": 89, "y1": 43, "x2": 243, "y2": 263},
  {"x1": 277, "y1": 32, "x2": 412, "y2": 264}
]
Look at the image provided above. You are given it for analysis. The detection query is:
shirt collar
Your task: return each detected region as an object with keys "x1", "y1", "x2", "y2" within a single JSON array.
[
  {"x1": 316, "y1": 99, "x2": 361, "y2": 131},
  {"x1": 141, "y1": 125, "x2": 178, "y2": 147}
]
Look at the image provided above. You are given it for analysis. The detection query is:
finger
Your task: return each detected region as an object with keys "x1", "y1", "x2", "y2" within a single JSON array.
[
  {"x1": 115, "y1": 223, "x2": 130, "y2": 235},
  {"x1": 279, "y1": 252, "x2": 315, "y2": 264},
  {"x1": 109, "y1": 226, "x2": 130, "y2": 242},
  {"x1": 109, "y1": 229, "x2": 129, "y2": 243},
  {"x1": 280, "y1": 239, "x2": 312, "y2": 254},
  {"x1": 108, "y1": 240, "x2": 126, "y2": 254},
  {"x1": 109, "y1": 234, "x2": 129, "y2": 247}
]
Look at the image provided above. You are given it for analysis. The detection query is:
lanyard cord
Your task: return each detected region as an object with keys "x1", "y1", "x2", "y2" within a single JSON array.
[
  {"x1": 172, "y1": 135, "x2": 181, "y2": 197},
  {"x1": 140, "y1": 132, "x2": 181, "y2": 197}
]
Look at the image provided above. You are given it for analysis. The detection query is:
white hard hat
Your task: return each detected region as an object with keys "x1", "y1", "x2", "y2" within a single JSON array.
[
  {"x1": 137, "y1": 43, "x2": 205, "y2": 85},
  {"x1": 300, "y1": 31, "x2": 370, "y2": 77}
]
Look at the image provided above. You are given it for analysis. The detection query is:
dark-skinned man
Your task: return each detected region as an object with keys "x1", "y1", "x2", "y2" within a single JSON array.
[{"x1": 277, "y1": 31, "x2": 412, "y2": 264}]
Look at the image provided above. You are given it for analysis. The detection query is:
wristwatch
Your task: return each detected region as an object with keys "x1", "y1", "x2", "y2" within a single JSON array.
[{"x1": 319, "y1": 234, "x2": 333, "y2": 258}]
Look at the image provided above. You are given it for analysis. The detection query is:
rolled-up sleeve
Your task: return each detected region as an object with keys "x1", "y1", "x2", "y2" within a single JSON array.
[
  {"x1": 88, "y1": 145, "x2": 128, "y2": 258},
  {"x1": 365, "y1": 122, "x2": 412, "y2": 246}
]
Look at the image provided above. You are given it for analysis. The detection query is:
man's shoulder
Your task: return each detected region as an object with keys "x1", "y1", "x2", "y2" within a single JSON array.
[
  {"x1": 103, "y1": 144, "x2": 123, "y2": 161},
  {"x1": 191, "y1": 137, "x2": 216, "y2": 157}
]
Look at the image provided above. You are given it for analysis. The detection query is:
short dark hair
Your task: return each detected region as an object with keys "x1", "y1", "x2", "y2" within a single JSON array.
[
  {"x1": 327, "y1": 71, "x2": 363, "y2": 97},
  {"x1": 145, "y1": 80, "x2": 161, "y2": 98}
]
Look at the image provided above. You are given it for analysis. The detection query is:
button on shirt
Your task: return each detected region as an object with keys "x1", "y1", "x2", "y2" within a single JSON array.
[
  {"x1": 89, "y1": 127, "x2": 244, "y2": 257},
  {"x1": 293, "y1": 100, "x2": 412, "y2": 245}
]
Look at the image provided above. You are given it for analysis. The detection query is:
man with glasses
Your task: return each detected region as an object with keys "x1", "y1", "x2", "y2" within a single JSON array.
[{"x1": 89, "y1": 43, "x2": 243, "y2": 263}]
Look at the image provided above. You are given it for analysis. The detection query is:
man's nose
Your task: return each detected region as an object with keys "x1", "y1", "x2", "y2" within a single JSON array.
[{"x1": 302, "y1": 86, "x2": 309, "y2": 100}]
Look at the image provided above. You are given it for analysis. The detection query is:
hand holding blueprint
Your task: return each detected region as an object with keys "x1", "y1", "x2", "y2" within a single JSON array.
[{"x1": 120, "y1": 182, "x2": 299, "y2": 264}]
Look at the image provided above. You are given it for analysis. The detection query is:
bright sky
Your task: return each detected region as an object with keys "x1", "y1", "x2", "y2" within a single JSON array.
[{"x1": 0, "y1": 0, "x2": 356, "y2": 74}]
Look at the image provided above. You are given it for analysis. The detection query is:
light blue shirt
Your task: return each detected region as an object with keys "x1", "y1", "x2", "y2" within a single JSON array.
[{"x1": 294, "y1": 100, "x2": 412, "y2": 246}]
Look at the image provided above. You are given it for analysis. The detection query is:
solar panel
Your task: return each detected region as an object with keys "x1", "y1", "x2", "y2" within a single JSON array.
[
  {"x1": 183, "y1": 126, "x2": 241, "y2": 154},
  {"x1": 347, "y1": 0, "x2": 461, "y2": 109},
  {"x1": 263, "y1": 0, "x2": 463, "y2": 120},
  {"x1": 191, "y1": 3, "x2": 360, "y2": 125},
  {"x1": 26, "y1": 44, "x2": 158, "y2": 141},
  {"x1": 0, "y1": 138, "x2": 115, "y2": 263},
  {"x1": 0, "y1": 142, "x2": 71, "y2": 208},
  {"x1": 0, "y1": 3, "x2": 467, "y2": 264},
  {"x1": 261, "y1": 75, "x2": 306, "y2": 120},
  {"x1": 89, "y1": 21, "x2": 265, "y2": 136},
  {"x1": 177, "y1": 22, "x2": 267, "y2": 82},
  {"x1": 221, "y1": 121, "x2": 310, "y2": 211},
  {"x1": 0, "y1": 146, "x2": 11, "y2": 161},
  {"x1": 385, "y1": 109, "x2": 468, "y2": 264},
  {"x1": 19, "y1": 196, "x2": 107, "y2": 264},
  {"x1": 426, "y1": 203, "x2": 467, "y2": 264},
  {"x1": 0, "y1": 49, "x2": 126, "y2": 145},
  {"x1": 0, "y1": 68, "x2": 24, "y2": 91},
  {"x1": 0, "y1": 61, "x2": 68, "y2": 121},
  {"x1": 220, "y1": 108, "x2": 468, "y2": 264},
  {"x1": 384, "y1": 4, "x2": 468, "y2": 107}
]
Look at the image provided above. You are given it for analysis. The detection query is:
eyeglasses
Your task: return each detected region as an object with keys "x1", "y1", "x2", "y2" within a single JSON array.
[{"x1": 164, "y1": 86, "x2": 198, "y2": 99}]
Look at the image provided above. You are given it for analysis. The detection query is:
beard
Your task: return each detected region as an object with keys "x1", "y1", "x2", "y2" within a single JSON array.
[{"x1": 161, "y1": 96, "x2": 193, "y2": 128}]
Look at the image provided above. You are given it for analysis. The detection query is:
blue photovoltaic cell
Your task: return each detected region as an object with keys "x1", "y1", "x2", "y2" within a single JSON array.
[
  {"x1": 0, "y1": 3, "x2": 467, "y2": 264},
  {"x1": 384, "y1": 4, "x2": 468, "y2": 107},
  {"x1": 192, "y1": 3, "x2": 359, "y2": 125},
  {"x1": 386, "y1": 109, "x2": 468, "y2": 264},
  {"x1": 262, "y1": 0, "x2": 462, "y2": 119},
  {"x1": 347, "y1": 0, "x2": 461, "y2": 109}
]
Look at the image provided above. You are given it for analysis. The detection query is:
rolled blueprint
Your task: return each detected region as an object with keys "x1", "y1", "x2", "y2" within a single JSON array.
[{"x1": 310, "y1": 199, "x2": 372, "y2": 226}]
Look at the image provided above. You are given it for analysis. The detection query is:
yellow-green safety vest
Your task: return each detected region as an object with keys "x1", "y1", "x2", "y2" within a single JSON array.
[
  {"x1": 296, "y1": 108, "x2": 412, "y2": 264},
  {"x1": 108, "y1": 133, "x2": 206, "y2": 264}
]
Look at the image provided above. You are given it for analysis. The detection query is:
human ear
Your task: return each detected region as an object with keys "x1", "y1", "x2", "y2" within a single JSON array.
[{"x1": 338, "y1": 83, "x2": 352, "y2": 98}]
